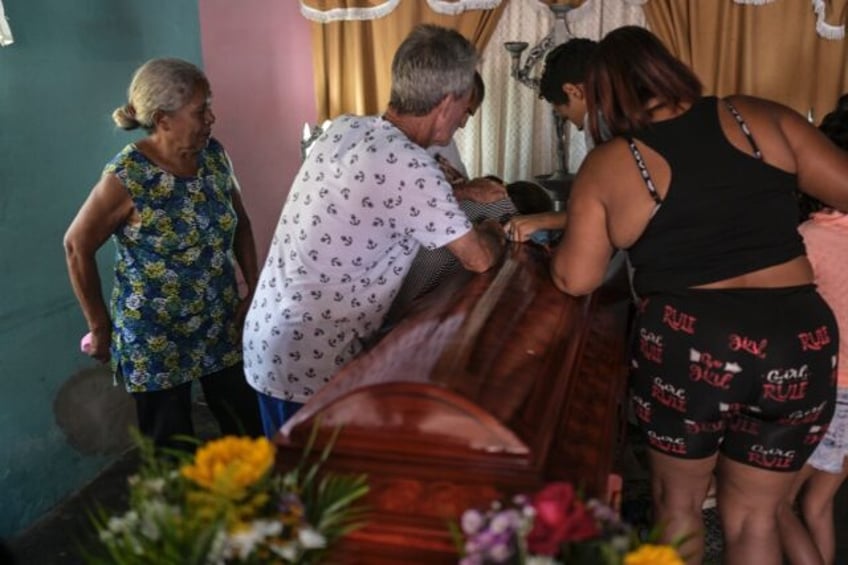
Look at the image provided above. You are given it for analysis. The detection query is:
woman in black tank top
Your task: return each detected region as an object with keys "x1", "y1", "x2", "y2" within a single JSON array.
[{"x1": 548, "y1": 26, "x2": 848, "y2": 565}]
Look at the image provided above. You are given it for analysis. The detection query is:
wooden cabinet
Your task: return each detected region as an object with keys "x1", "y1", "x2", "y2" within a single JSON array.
[{"x1": 274, "y1": 244, "x2": 633, "y2": 564}]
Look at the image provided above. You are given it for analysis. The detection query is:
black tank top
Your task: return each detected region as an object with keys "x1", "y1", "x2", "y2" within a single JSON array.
[{"x1": 626, "y1": 96, "x2": 804, "y2": 295}]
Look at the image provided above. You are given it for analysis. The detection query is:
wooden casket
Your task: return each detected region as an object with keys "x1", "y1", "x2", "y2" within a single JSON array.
[{"x1": 274, "y1": 243, "x2": 633, "y2": 564}]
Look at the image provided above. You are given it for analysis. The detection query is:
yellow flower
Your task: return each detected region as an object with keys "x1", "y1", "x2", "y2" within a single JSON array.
[
  {"x1": 181, "y1": 436, "x2": 275, "y2": 500},
  {"x1": 218, "y1": 214, "x2": 235, "y2": 231},
  {"x1": 143, "y1": 261, "x2": 167, "y2": 279},
  {"x1": 624, "y1": 544, "x2": 684, "y2": 565},
  {"x1": 146, "y1": 335, "x2": 169, "y2": 353}
]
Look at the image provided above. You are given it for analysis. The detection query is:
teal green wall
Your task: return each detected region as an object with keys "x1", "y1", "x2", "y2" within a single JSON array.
[{"x1": 0, "y1": 0, "x2": 202, "y2": 536}]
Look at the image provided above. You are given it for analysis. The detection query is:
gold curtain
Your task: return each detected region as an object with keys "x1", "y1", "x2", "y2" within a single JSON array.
[
  {"x1": 309, "y1": 2, "x2": 507, "y2": 121},
  {"x1": 644, "y1": 0, "x2": 848, "y2": 121}
]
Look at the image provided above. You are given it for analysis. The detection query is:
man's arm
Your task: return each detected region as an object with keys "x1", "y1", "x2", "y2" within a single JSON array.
[{"x1": 445, "y1": 219, "x2": 506, "y2": 273}]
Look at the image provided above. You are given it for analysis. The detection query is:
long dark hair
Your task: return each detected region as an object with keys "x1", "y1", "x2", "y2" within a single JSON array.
[{"x1": 585, "y1": 26, "x2": 702, "y2": 144}]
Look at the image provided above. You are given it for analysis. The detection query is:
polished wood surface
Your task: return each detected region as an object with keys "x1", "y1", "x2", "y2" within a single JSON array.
[{"x1": 274, "y1": 243, "x2": 632, "y2": 564}]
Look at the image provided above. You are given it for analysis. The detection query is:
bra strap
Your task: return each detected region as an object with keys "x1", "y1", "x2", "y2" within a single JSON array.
[
  {"x1": 723, "y1": 99, "x2": 763, "y2": 160},
  {"x1": 626, "y1": 137, "x2": 663, "y2": 205}
]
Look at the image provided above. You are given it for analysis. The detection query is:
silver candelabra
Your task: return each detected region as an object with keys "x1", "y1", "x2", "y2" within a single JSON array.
[{"x1": 504, "y1": 4, "x2": 574, "y2": 180}]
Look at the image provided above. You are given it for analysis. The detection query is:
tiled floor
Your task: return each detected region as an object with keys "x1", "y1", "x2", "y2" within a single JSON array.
[{"x1": 5, "y1": 408, "x2": 848, "y2": 564}]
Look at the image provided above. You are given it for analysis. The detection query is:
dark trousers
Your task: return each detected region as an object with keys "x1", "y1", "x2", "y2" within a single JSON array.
[{"x1": 132, "y1": 362, "x2": 263, "y2": 449}]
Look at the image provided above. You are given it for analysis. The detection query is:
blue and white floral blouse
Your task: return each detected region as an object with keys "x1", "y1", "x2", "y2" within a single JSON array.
[{"x1": 104, "y1": 138, "x2": 242, "y2": 393}]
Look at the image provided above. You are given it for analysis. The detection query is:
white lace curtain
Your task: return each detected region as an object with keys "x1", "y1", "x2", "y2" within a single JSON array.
[
  {"x1": 454, "y1": 0, "x2": 646, "y2": 182},
  {"x1": 298, "y1": 0, "x2": 846, "y2": 181},
  {"x1": 299, "y1": 0, "x2": 647, "y2": 181},
  {"x1": 1, "y1": 1, "x2": 14, "y2": 47}
]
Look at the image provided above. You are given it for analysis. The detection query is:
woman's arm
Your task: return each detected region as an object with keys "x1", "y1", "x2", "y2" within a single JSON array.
[
  {"x1": 730, "y1": 96, "x2": 848, "y2": 211},
  {"x1": 504, "y1": 211, "x2": 567, "y2": 242},
  {"x1": 231, "y1": 189, "x2": 258, "y2": 292},
  {"x1": 222, "y1": 149, "x2": 259, "y2": 333},
  {"x1": 780, "y1": 105, "x2": 848, "y2": 211},
  {"x1": 231, "y1": 189, "x2": 258, "y2": 331},
  {"x1": 63, "y1": 174, "x2": 134, "y2": 362},
  {"x1": 549, "y1": 152, "x2": 615, "y2": 296}
]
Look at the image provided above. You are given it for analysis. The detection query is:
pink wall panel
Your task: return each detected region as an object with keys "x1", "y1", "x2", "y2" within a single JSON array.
[{"x1": 199, "y1": 0, "x2": 317, "y2": 263}]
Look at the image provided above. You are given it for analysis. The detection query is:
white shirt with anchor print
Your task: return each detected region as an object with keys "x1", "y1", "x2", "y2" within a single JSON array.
[{"x1": 244, "y1": 115, "x2": 472, "y2": 403}]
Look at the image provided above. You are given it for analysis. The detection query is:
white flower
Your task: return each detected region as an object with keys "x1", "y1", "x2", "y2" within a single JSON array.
[
  {"x1": 222, "y1": 519, "x2": 283, "y2": 560},
  {"x1": 125, "y1": 293, "x2": 143, "y2": 310},
  {"x1": 526, "y1": 557, "x2": 563, "y2": 565},
  {"x1": 137, "y1": 499, "x2": 176, "y2": 541},
  {"x1": 205, "y1": 529, "x2": 228, "y2": 565},
  {"x1": 461, "y1": 509, "x2": 485, "y2": 535},
  {"x1": 186, "y1": 316, "x2": 202, "y2": 331},
  {"x1": 487, "y1": 541, "x2": 512, "y2": 563},
  {"x1": 611, "y1": 533, "x2": 631, "y2": 552},
  {"x1": 256, "y1": 520, "x2": 284, "y2": 537},
  {"x1": 123, "y1": 328, "x2": 138, "y2": 343},
  {"x1": 269, "y1": 541, "x2": 299, "y2": 561},
  {"x1": 298, "y1": 526, "x2": 327, "y2": 549},
  {"x1": 145, "y1": 478, "x2": 166, "y2": 494},
  {"x1": 206, "y1": 324, "x2": 222, "y2": 339},
  {"x1": 489, "y1": 510, "x2": 515, "y2": 534},
  {"x1": 138, "y1": 512, "x2": 160, "y2": 541},
  {"x1": 107, "y1": 510, "x2": 139, "y2": 533}
]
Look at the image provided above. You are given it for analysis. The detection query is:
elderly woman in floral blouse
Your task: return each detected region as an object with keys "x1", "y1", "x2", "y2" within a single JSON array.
[{"x1": 64, "y1": 58, "x2": 262, "y2": 449}]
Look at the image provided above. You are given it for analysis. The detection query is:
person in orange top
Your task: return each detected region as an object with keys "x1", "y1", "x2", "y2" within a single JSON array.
[{"x1": 779, "y1": 94, "x2": 848, "y2": 565}]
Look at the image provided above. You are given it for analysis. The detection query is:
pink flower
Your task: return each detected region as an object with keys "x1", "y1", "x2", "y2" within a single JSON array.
[{"x1": 526, "y1": 482, "x2": 599, "y2": 556}]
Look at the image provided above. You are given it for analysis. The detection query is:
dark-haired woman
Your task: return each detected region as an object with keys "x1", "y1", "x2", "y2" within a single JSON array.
[
  {"x1": 778, "y1": 95, "x2": 848, "y2": 565},
  {"x1": 549, "y1": 26, "x2": 848, "y2": 564}
]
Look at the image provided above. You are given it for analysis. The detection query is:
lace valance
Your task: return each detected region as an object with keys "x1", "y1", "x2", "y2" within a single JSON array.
[
  {"x1": 299, "y1": 0, "x2": 502, "y2": 22},
  {"x1": 730, "y1": 0, "x2": 844, "y2": 39},
  {"x1": 1, "y1": 1, "x2": 14, "y2": 47}
]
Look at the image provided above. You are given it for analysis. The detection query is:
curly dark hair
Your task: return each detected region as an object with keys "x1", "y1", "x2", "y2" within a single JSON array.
[
  {"x1": 818, "y1": 93, "x2": 848, "y2": 151},
  {"x1": 798, "y1": 94, "x2": 848, "y2": 221},
  {"x1": 538, "y1": 38, "x2": 598, "y2": 105}
]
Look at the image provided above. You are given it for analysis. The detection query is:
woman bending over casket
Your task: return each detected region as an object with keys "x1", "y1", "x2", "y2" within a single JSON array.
[{"x1": 550, "y1": 26, "x2": 848, "y2": 565}]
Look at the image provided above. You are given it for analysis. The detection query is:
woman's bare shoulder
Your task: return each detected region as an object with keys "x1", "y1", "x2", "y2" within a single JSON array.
[
  {"x1": 580, "y1": 137, "x2": 633, "y2": 174},
  {"x1": 723, "y1": 94, "x2": 798, "y2": 122}
]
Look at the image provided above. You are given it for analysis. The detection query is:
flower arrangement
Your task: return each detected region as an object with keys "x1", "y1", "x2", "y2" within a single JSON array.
[
  {"x1": 85, "y1": 429, "x2": 368, "y2": 564},
  {"x1": 454, "y1": 482, "x2": 683, "y2": 565}
]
